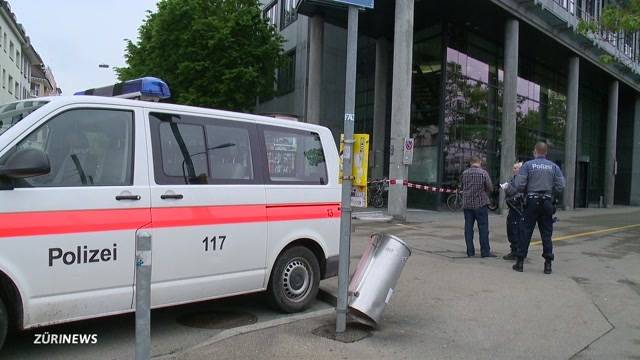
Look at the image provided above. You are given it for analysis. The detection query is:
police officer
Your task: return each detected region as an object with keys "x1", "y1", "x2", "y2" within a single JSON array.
[
  {"x1": 499, "y1": 162, "x2": 525, "y2": 260},
  {"x1": 512, "y1": 142, "x2": 565, "y2": 274}
]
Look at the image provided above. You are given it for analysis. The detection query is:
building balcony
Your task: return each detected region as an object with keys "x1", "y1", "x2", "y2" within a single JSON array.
[{"x1": 531, "y1": 0, "x2": 640, "y2": 75}]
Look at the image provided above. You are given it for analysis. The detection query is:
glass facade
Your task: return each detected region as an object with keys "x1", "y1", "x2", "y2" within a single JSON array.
[
  {"x1": 346, "y1": 24, "x2": 576, "y2": 209},
  {"x1": 576, "y1": 86, "x2": 607, "y2": 207},
  {"x1": 443, "y1": 33, "x2": 502, "y2": 189},
  {"x1": 438, "y1": 28, "x2": 568, "y2": 208},
  {"x1": 393, "y1": 25, "x2": 570, "y2": 209},
  {"x1": 407, "y1": 28, "x2": 443, "y2": 208}
]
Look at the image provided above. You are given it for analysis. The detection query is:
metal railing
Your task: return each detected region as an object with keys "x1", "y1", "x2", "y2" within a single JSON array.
[
  {"x1": 575, "y1": 3, "x2": 640, "y2": 66},
  {"x1": 553, "y1": 0, "x2": 576, "y2": 15},
  {"x1": 541, "y1": 0, "x2": 640, "y2": 71}
]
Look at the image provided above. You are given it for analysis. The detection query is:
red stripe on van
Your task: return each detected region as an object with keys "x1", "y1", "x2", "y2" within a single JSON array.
[
  {"x1": 150, "y1": 204, "x2": 267, "y2": 228},
  {"x1": 0, "y1": 202, "x2": 340, "y2": 238},
  {"x1": 266, "y1": 202, "x2": 341, "y2": 222},
  {"x1": 0, "y1": 208, "x2": 152, "y2": 238}
]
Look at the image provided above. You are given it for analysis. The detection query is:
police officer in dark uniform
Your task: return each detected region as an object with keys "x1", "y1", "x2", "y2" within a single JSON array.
[
  {"x1": 499, "y1": 162, "x2": 525, "y2": 260},
  {"x1": 512, "y1": 142, "x2": 565, "y2": 274}
]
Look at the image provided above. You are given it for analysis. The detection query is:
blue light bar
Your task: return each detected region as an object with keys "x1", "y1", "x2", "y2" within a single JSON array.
[{"x1": 74, "y1": 77, "x2": 171, "y2": 101}]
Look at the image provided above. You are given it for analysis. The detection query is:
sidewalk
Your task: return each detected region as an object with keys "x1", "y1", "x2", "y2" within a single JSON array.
[{"x1": 177, "y1": 206, "x2": 640, "y2": 360}]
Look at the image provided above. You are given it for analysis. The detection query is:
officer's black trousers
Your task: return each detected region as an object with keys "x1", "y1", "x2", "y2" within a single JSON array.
[
  {"x1": 517, "y1": 197, "x2": 555, "y2": 261},
  {"x1": 506, "y1": 208, "x2": 524, "y2": 253}
]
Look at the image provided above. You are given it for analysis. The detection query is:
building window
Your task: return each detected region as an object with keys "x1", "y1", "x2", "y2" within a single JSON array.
[
  {"x1": 7, "y1": 75, "x2": 12, "y2": 93},
  {"x1": 277, "y1": 50, "x2": 296, "y2": 95},
  {"x1": 3, "y1": 33, "x2": 6, "y2": 52},
  {"x1": 34, "y1": 83, "x2": 40, "y2": 97},
  {"x1": 16, "y1": 50, "x2": 20, "y2": 67},
  {"x1": 280, "y1": 0, "x2": 298, "y2": 30},
  {"x1": 9, "y1": 41, "x2": 13, "y2": 60},
  {"x1": 1, "y1": 69, "x2": 4, "y2": 89},
  {"x1": 15, "y1": 81, "x2": 19, "y2": 99},
  {"x1": 264, "y1": 1, "x2": 278, "y2": 28}
]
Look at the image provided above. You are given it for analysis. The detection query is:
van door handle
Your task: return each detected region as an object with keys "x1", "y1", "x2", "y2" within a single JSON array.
[
  {"x1": 115, "y1": 195, "x2": 141, "y2": 201},
  {"x1": 160, "y1": 194, "x2": 184, "y2": 200}
]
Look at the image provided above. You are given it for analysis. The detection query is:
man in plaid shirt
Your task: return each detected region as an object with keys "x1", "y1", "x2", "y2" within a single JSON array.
[{"x1": 460, "y1": 156, "x2": 496, "y2": 258}]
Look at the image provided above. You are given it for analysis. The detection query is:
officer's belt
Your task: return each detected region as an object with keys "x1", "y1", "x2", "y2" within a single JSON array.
[{"x1": 527, "y1": 192, "x2": 552, "y2": 199}]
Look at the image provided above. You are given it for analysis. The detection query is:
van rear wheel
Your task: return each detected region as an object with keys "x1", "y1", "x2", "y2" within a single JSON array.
[
  {"x1": 267, "y1": 246, "x2": 320, "y2": 313},
  {"x1": 0, "y1": 297, "x2": 7, "y2": 350}
]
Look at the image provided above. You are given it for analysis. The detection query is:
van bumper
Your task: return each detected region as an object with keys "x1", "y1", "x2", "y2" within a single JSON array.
[{"x1": 323, "y1": 255, "x2": 339, "y2": 279}]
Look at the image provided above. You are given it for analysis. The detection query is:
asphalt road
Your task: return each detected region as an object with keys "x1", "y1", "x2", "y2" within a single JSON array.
[{"x1": 0, "y1": 292, "x2": 332, "y2": 359}]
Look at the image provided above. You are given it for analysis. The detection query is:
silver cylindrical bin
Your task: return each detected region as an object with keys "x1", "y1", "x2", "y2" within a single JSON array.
[{"x1": 348, "y1": 233, "x2": 411, "y2": 327}]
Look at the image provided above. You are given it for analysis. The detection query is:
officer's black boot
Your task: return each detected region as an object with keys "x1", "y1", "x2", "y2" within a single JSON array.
[
  {"x1": 512, "y1": 257, "x2": 524, "y2": 272},
  {"x1": 544, "y1": 260, "x2": 552, "y2": 274},
  {"x1": 503, "y1": 252, "x2": 517, "y2": 261}
]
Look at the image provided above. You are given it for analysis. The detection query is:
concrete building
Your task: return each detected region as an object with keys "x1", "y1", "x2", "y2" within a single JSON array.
[
  {"x1": 259, "y1": 0, "x2": 640, "y2": 216},
  {"x1": 31, "y1": 64, "x2": 61, "y2": 97},
  {"x1": 0, "y1": 1, "x2": 51, "y2": 104}
]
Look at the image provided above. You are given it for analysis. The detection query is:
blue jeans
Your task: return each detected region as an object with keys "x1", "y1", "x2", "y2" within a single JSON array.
[{"x1": 464, "y1": 206, "x2": 490, "y2": 256}]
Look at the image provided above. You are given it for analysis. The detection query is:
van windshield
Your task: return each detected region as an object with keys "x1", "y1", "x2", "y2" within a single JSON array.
[{"x1": 0, "y1": 100, "x2": 49, "y2": 137}]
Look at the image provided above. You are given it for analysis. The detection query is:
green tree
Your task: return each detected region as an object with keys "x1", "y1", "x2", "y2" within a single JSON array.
[
  {"x1": 116, "y1": 0, "x2": 283, "y2": 111},
  {"x1": 579, "y1": 0, "x2": 640, "y2": 33}
]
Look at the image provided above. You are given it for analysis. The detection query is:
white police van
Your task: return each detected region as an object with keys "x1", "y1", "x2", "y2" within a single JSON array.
[{"x1": 0, "y1": 78, "x2": 340, "y2": 348}]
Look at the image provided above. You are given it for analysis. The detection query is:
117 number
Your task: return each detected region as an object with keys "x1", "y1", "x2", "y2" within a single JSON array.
[{"x1": 202, "y1": 235, "x2": 226, "y2": 252}]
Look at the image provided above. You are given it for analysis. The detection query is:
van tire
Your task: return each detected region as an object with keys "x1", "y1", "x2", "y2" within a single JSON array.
[
  {"x1": 267, "y1": 246, "x2": 320, "y2": 313},
  {"x1": 0, "y1": 297, "x2": 7, "y2": 350}
]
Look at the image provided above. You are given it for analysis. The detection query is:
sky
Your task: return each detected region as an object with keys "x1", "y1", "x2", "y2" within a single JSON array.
[{"x1": 9, "y1": 0, "x2": 160, "y2": 94}]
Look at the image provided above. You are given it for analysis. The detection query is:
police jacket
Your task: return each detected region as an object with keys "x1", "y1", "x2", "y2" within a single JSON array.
[
  {"x1": 505, "y1": 176, "x2": 524, "y2": 212},
  {"x1": 514, "y1": 156, "x2": 566, "y2": 195}
]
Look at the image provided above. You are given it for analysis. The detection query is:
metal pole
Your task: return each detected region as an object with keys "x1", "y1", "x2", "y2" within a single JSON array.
[
  {"x1": 336, "y1": 5, "x2": 358, "y2": 334},
  {"x1": 387, "y1": 0, "x2": 414, "y2": 221},
  {"x1": 564, "y1": 56, "x2": 579, "y2": 210},
  {"x1": 499, "y1": 18, "x2": 519, "y2": 212},
  {"x1": 604, "y1": 80, "x2": 619, "y2": 208},
  {"x1": 135, "y1": 231, "x2": 152, "y2": 360}
]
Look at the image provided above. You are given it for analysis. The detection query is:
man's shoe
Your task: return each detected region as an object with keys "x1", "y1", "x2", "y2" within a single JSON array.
[
  {"x1": 512, "y1": 257, "x2": 524, "y2": 272},
  {"x1": 481, "y1": 253, "x2": 497, "y2": 258},
  {"x1": 503, "y1": 252, "x2": 517, "y2": 261},
  {"x1": 544, "y1": 260, "x2": 552, "y2": 274}
]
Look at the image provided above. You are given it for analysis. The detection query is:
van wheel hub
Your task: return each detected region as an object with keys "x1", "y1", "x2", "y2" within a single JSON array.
[{"x1": 282, "y1": 258, "x2": 311, "y2": 300}]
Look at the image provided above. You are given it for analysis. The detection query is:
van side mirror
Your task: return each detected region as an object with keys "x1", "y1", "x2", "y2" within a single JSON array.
[{"x1": 0, "y1": 148, "x2": 51, "y2": 179}]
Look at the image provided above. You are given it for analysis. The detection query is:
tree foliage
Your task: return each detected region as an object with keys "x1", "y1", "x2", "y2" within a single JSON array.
[
  {"x1": 577, "y1": 0, "x2": 640, "y2": 35},
  {"x1": 116, "y1": 0, "x2": 283, "y2": 111}
]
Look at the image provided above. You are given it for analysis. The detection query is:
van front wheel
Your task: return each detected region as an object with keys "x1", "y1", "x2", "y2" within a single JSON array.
[
  {"x1": 267, "y1": 246, "x2": 320, "y2": 313},
  {"x1": 0, "y1": 297, "x2": 7, "y2": 350}
]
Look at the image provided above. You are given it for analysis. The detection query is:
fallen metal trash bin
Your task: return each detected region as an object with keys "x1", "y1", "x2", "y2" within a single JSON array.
[{"x1": 348, "y1": 233, "x2": 411, "y2": 327}]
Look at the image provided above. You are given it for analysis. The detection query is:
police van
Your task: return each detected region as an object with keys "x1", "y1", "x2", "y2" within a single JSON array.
[{"x1": 0, "y1": 78, "x2": 340, "y2": 348}]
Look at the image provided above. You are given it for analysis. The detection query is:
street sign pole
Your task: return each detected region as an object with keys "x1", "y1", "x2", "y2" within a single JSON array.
[
  {"x1": 135, "y1": 232, "x2": 152, "y2": 360},
  {"x1": 336, "y1": 5, "x2": 359, "y2": 335}
]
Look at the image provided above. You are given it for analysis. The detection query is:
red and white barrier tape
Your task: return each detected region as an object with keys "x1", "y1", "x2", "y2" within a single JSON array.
[{"x1": 369, "y1": 179, "x2": 460, "y2": 193}]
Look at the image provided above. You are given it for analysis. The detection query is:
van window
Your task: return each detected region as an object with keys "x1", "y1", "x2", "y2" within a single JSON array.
[
  {"x1": 263, "y1": 128, "x2": 327, "y2": 185},
  {"x1": 159, "y1": 122, "x2": 208, "y2": 180},
  {"x1": 150, "y1": 112, "x2": 256, "y2": 185},
  {"x1": 0, "y1": 108, "x2": 134, "y2": 187},
  {"x1": 206, "y1": 124, "x2": 253, "y2": 181}
]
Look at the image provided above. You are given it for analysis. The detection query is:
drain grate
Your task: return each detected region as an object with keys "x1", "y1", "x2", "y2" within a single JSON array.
[
  {"x1": 177, "y1": 310, "x2": 257, "y2": 330},
  {"x1": 312, "y1": 322, "x2": 372, "y2": 343}
]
